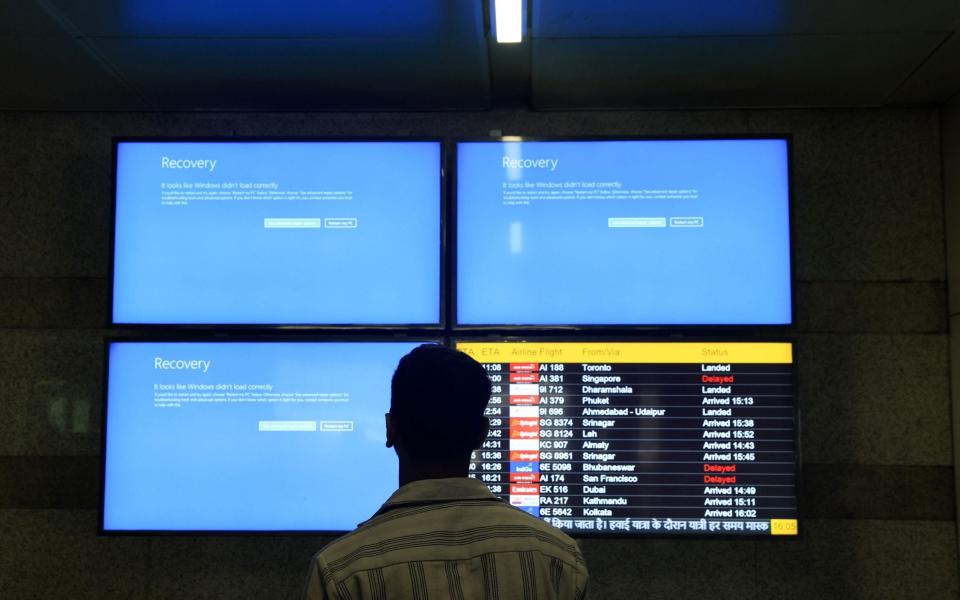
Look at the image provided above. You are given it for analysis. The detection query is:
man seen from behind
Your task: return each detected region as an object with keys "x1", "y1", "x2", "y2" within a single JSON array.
[{"x1": 303, "y1": 344, "x2": 589, "y2": 599}]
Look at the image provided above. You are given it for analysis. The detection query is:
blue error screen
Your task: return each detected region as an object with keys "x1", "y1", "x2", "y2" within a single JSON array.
[
  {"x1": 113, "y1": 141, "x2": 441, "y2": 325},
  {"x1": 103, "y1": 341, "x2": 430, "y2": 531},
  {"x1": 456, "y1": 139, "x2": 792, "y2": 325}
]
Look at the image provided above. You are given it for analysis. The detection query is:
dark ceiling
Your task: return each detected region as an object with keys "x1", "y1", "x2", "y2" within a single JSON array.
[{"x1": 2, "y1": 0, "x2": 959, "y2": 111}]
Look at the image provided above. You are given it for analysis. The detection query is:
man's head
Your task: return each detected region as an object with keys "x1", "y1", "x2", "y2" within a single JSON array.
[{"x1": 387, "y1": 344, "x2": 491, "y2": 469}]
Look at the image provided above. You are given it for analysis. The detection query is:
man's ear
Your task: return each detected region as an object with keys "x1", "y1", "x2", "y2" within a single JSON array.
[{"x1": 385, "y1": 412, "x2": 395, "y2": 448}]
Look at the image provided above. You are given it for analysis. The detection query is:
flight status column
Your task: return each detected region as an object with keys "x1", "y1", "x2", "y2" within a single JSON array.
[{"x1": 463, "y1": 342, "x2": 798, "y2": 537}]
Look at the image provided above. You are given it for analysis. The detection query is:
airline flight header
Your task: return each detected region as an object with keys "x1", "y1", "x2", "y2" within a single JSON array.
[{"x1": 457, "y1": 342, "x2": 793, "y2": 364}]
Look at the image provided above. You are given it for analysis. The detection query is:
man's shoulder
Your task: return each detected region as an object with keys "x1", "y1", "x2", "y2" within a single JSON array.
[
  {"x1": 314, "y1": 497, "x2": 583, "y2": 571},
  {"x1": 304, "y1": 500, "x2": 589, "y2": 600}
]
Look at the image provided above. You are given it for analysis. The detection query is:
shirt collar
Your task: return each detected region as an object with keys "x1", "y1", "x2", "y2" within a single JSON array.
[{"x1": 363, "y1": 477, "x2": 500, "y2": 524}]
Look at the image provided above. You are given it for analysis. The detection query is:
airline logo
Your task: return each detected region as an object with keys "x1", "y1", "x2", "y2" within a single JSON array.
[
  {"x1": 510, "y1": 450, "x2": 540, "y2": 461},
  {"x1": 515, "y1": 506, "x2": 541, "y2": 517},
  {"x1": 509, "y1": 439, "x2": 539, "y2": 451},
  {"x1": 509, "y1": 395, "x2": 540, "y2": 406},
  {"x1": 509, "y1": 373, "x2": 540, "y2": 383},
  {"x1": 509, "y1": 383, "x2": 539, "y2": 396},
  {"x1": 510, "y1": 483, "x2": 539, "y2": 495},
  {"x1": 510, "y1": 426, "x2": 540, "y2": 439},
  {"x1": 510, "y1": 362, "x2": 539, "y2": 372},
  {"x1": 510, "y1": 405, "x2": 539, "y2": 418},
  {"x1": 510, "y1": 472, "x2": 541, "y2": 483},
  {"x1": 510, "y1": 461, "x2": 540, "y2": 474},
  {"x1": 510, "y1": 495, "x2": 540, "y2": 507}
]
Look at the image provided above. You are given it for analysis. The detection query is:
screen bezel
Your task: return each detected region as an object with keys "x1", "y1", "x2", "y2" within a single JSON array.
[
  {"x1": 109, "y1": 137, "x2": 447, "y2": 331},
  {"x1": 98, "y1": 334, "x2": 447, "y2": 536},
  {"x1": 451, "y1": 135, "x2": 796, "y2": 331},
  {"x1": 451, "y1": 332, "x2": 802, "y2": 540}
]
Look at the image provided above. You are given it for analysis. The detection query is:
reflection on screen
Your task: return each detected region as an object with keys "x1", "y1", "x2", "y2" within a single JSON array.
[
  {"x1": 103, "y1": 341, "x2": 430, "y2": 531},
  {"x1": 113, "y1": 141, "x2": 440, "y2": 324},
  {"x1": 456, "y1": 139, "x2": 792, "y2": 325}
]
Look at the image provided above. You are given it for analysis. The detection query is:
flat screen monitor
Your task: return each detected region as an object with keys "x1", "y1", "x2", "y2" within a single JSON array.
[
  {"x1": 103, "y1": 340, "x2": 433, "y2": 531},
  {"x1": 457, "y1": 340, "x2": 798, "y2": 537},
  {"x1": 456, "y1": 139, "x2": 792, "y2": 325},
  {"x1": 113, "y1": 140, "x2": 441, "y2": 325}
]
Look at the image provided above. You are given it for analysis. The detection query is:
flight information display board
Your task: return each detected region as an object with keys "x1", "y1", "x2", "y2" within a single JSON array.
[
  {"x1": 458, "y1": 341, "x2": 798, "y2": 537},
  {"x1": 456, "y1": 139, "x2": 792, "y2": 325},
  {"x1": 113, "y1": 140, "x2": 441, "y2": 325}
]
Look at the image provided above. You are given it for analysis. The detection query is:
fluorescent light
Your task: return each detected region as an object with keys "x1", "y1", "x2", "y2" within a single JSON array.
[{"x1": 494, "y1": 0, "x2": 523, "y2": 44}]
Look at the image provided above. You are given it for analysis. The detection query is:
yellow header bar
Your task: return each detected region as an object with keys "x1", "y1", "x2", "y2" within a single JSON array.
[{"x1": 456, "y1": 342, "x2": 792, "y2": 364}]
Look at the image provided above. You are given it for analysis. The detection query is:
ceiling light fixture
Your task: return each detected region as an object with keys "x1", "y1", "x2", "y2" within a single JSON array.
[{"x1": 494, "y1": 0, "x2": 524, "y2": 44}]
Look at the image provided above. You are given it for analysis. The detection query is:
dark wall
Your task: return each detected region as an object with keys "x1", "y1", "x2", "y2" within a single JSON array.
[
  {"x1": 942, "y1": 97, "x2": 960, "y2": 553},
  {"x1": 0, "y1": 109, "x2": 955, "y2": 599}
]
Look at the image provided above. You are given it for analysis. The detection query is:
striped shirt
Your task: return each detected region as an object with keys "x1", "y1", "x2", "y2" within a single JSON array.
[{"x1": 303, "y1": 477, "x2": 588, "y2": 600}]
